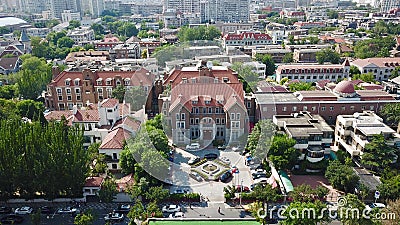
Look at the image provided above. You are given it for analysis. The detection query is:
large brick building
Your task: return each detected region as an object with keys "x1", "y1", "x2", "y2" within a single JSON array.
[
  {"x1": 255, "y1": 80, "x2": 400, "y2": 124},
  {"x1": 45, "y1": 67, "x2": 155, "y2": 111},
  {"x1": 159, "y1": 62, "x2": 250, "y2": 146}
]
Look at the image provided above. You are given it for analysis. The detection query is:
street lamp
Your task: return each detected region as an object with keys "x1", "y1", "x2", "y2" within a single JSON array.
[{"x1": 239, "y1": 179, "x2": 243, "y2": 206}]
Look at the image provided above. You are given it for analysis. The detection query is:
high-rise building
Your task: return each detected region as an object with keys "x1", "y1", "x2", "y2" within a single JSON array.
[
  {"x1": 379, "y1": 0, "x2": 400, "y2": 12},
  {"x1": 200, "y1": 0, "x2": 249, "y2": 23},
  {"x1": 164, "y1": 0, "x2": 200, "y2": 13},
  {"x1": 50, "y1": 0, "x2": 78, "y2": 19},
  {"x1": 79, "y1": 0, "x2": 105, "y2": 17},
  {"x1": 17, "y1": 0, "x2": 49, "y2": 14}
]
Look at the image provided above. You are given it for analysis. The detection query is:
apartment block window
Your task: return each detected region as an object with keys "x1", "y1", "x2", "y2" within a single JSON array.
[
  {"x1": 75, "y1": 88, "x2": 80, "y2": 94},
  {"x1": 74, "y1": 79, "x2": 79, "y2": 86},
  {"x1": 56, "y1": 88, "x2": 62, "y2": 95},
  {"x1": 67, "y1": 95, "x2": 72, "y2": 101},
  {"x1": 203, "y1": 108, "x2": 207, "y2": 114},
  {"x1": 282, "y1": 106, "x2": 287, "y2": 112},
  {"x1": 58, "y1": 103, "x2": 65, "y2": 110},
  {"x1": 292, "y1": 106, "x2": 297, "y2": 112},
  {"x1": 58, "y1": 95, "x2": 63, "y2": 101},
  {"x1": 106, "y1": 88, "x2": 112, "y2": 98},
  {"x1": 195, "y1": 118, "x2": 199, "y2": 124},
  {"x1": 181, "y1": 113, "x2": 185, "y2": 120},
  {"x1": 216, "y1": 107, "x2": 220, "y2": 113},
  {"x1": 221, "y1": 118, "x2": 225, "y2": 124},
  {"x1": 208, "y1": 108, "x2": 212, "y2": 114},
  {"x1": 76, "y1": 94, "x2": 81, "y2": 101},
  {"x1": 370, "y1": 105, "x2": 374, "y2": 110},
  {"x1": 247, "y1": 101, "x2": 251, "y2": 108},
  {"x1": 66, "y1": 88, "x2": 71, "y2": 94},
  {"x1": 350, "y1": 106, "x2": 355, "y2": 110},
  {"x1": 311, "y1": 106, "x2": 316, "y2": 111},
  {"x1": 303, "y1": 106, "x2": 307, "y2": 111},
  {"x1": 330, "y1": 106, "x2": 334, "y2": 111},
  {"x1": 342, "y1": 106, "x2": 346, "y2": 111},
  {"x1": 190, "y1": 118, "x2": 194, "y2": 124},
  {"x1": 361, "y1": 106, "x2": 366, "y2": 110},
  {"x1": 176, "y1": 122, "x2": 185, "y2": 128},
  {"x1": 321, "y1": 106, "x2": 326, "y2": 111},
  {"x1": 96, "y1": 80, "x2": 102, "y2": 85},
  {"x1": 124, "y1": 79, "x2": 130, "y2": 85},
  {"x1": 205, "y1": 100, "x2": 210, "y2": 104},
  {"x1": 68, "y1": 103, "x2": 73, "y2": 110},
  {"x1": 216, "y1": 118, "x2": 220, "y2": 124},
  {"x1": 236, "y1": 113, "x2": 240, "y2": 120},
  {"x1": 176, "y1": 113, "x2": 180, "y2": 120},
  {"x1": 65, "y1": 79, "x2": 70, "y2": 86},
  {"x1": 106, "y1": 80, "x2": 112, "y2": 85}
]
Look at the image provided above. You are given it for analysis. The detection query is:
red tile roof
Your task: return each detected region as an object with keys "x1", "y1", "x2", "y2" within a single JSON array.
[
  {"x1": 352, "y1": 58, "x2": 400, "y2": 68},
  {"x1": 169, "y1": 83, "x2": 244, "y2": 112},
  {"x1": 223, "y1": 32, "x2": 272, "y2": 41},
  {"x1": 45, "y1": 110, "x2": 73, "y2": 121},
  {"x1": 84, "y1": 177, "x2": 104, "y2": 187},
  {"x1": 113, "y1": 116, "x2": 141, "y2": 132},
  {"x1": 101, "y1": 98, "x2": 119, "y2": 108},
  {"x1": 116, "y1": 173, "x2": 135, "y2": 191},
  {"x1": 334, "y1": 80, "x2": 355, "y2": 94},
  {"x1": 72, "y1": 110, "x2": 100, "y2": 122},
  {"x1": 99, "y1": 127, "x2": 132, "y2": 149}
]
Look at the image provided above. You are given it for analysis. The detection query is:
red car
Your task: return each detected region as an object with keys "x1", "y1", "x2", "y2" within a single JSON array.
[{"x1": 236, "y1": 185, "x2": 250, "y2": 193}]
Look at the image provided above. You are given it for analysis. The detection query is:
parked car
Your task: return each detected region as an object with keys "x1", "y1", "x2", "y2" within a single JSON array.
[
  {"x1": 204, "y1": 153, "x2": 218, "y2": 160},
  {"x1": 115, "y1": 204, "x2": 130, "y2": 213},
  {"x1": 162, "y1": 205, "x2": 181, "y2": 213},
  {"x1": 254, "y1": 178, "x2": 269, "y2": 185},
  {"x1": 186, "y1": 143, "x2": 200, "y2": 150},
  {"x1": 252, "y1": 172, "x2": 267, "y2": 179},
  {"x1": 104, "y1": 212, "x2": 124, "y2": 222},
  {"x1": 40, "y1": 206, "x2": 53, "y2": 214},
  {"x1": 188, "y1": 156, "x2": 200, "y2": 165},
  {"x1": 1, "y1": 215, "x2": 24, "y2": 224},
  {"x1": 220, "y1": 171, "x2": 233, "y2": 183},
  {"x1": 217, "y1": 145, "x2": 226, "y2": 150},
  {"x1": 236, "y1": 185, "x2": 250, "y2": 193},
  {"x1": 0, "y1": 207, "x2": 11, "y2": 214},
  {"x1": 14, "y1": 207, "x2": 33, "y2": 215},
  {"x1": 219, "y1": 156, "x2": 230, "y2": 164},
  {"x1": 172, "y1": 189, "x2": 189, "y2": 194},
  {"x1": 366, "y1": 203, "x2": 386, "y2": 210},
  {"x1": 189, "y1": 172, "x2": 203, "y2": 182},
  {"x1": 169, "y1": 212, "x2": 184, "y2": 218},
  {"x1": 57, "y1": 207, "x2": 79, "y2": 214}
]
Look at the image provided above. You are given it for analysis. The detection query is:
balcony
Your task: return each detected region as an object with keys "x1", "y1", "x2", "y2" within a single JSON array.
[{"x1": 306, "y1": 146, "x2": 324, "y2": 163}]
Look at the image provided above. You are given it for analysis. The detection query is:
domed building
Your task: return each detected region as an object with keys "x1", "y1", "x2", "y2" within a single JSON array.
[{"x1": 333, "y1": 80, "x2": 357, "y2": 98}]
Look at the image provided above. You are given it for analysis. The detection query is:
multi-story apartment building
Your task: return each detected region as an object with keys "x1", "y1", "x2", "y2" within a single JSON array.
[
  {"x1": 67, "y1": 27, "x2": 95, "y2": 44},
  {"x1": 255, "y1": 80, "x2": 400, "y2": 124},
  {"x1": 50, "y1": 0, "x2": 78, "y2": 19},
  {"x1": 223, "y1": 31, "x2": 272, "y2": 49},
  {"x1": 26, "y1": 27, "x2": 50, "y2": 38},
  {"x1": 351, "y1": 57, "x2": 400, "y2": 81},
  {"x1": 333, "y1": 111, "x2": 400, "y2": 158},
  {"x1": 109, "y1": 43, "x2": 141, "y2": 61},
  {"x1": 273, "y1": 111, "x2": 334, "y2": 172},
  {"x1": 61, "y1": 10, "x2": 81, "y2": 23},
  {"x1": 159, "y1": 62, "x2": 248, "y2": 146},
  {"x1": 200, "y1": 0, "x2": 249, "y2": 23},
  {"x1": 275, "y1": 60, "x2": 350, "y2": 83},
  {"x1": 45, "y1": 67, "x2": 155, "y2": 111},
  {"x1": 79, "y1": 0, "x2": 104, "y2": 17},
  {"x1": 379, "y1": 0, "x2": 400, "y2": 12}
]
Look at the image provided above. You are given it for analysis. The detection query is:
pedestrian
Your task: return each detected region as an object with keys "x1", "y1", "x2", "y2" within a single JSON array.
[{"x1": 218, "y1": 207, "x2": 221, "y2": 214}]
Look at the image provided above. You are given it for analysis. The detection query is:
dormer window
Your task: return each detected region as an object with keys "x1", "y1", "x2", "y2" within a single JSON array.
[
  {"x1": 182, "y1": 78, "x2": 187, "y2": 83},
  {"x1": 124, "y1": 78, "x2": 130, "y2": 85},
  {"x1": 74, "y1": 78, "x2": 80, "y2": 86},
  {"x1": 191, "y1": 78, "x2": 196, "y2": 83},
  {"x1": 116, "y1": 79, "x2": 121, "y2": 86},
  {"x1": 223, "y1": 77, "x2": 229, "y2": 83},
  {"x1": 192, "y1": 100, "x2": 198, "y2": 104},
  {"x1": 205, "y1": 100, "x2": 211, "y2": 104},
  {"x1": 106, "y1": 78, "x2": 112, "y2": 85},
  {"x1": 65, "y1": 78, "x2": 71, "y2": 86},
  {"x1": 214, "y1": 78, "x2": 218, "y2": 83},
  {"x1": 96, "y1": 78, "x2": 102, "y2": 85}
]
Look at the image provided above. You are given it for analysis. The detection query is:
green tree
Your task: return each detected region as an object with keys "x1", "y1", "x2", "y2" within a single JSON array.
[
  {"x1": 16, "y1": 55, "x2": 52, "y2": 99},
  {"x1": 144, "y1": 185, "x2": 169, "y2": 203},
  {"x1": 128, "y1": 200, "x2": 146, "y2": 221},
  {"x1": 57, "y1": 36, "x2": 75, "y2": 48},
  {"x1": 112, "y1": 85, "x2": 126, "y2": 103},
  {"x1": 327, "y1": 10, "x2": 339, "y2": 19},
  {"x1": 247, "y1": 184, "x2": 280, "y2": 224},
  {"x1": 378, "y1": 175, "x2": 400, "y2": 200},
  {"x1": 282, "y1": 52, "x2": 294, "y2": 63},
  {"x1": 290, "y1": 184, "x2": 328, "y2": 202},
  {"x1": 231, "y1": 62, "x2": 260, "y2": 92},
  {"x1": 325, "y1": 161, "x2": 359, "y2": 193},
  {"x1": 354, "y1": 37, "x2": 395, "y2": 59},
  {"x1": 255, "y1": 54, "x2": 276, "y2": 76},
  {"x1": 349, "y1": 65, "x2": 361, "y2": 76},
  {"x1": 390, "y1": 66, "x2": 400, "y2": 79},
  {"x1": 287, "y1": 82, "x2": 315, "y2": 91},
  {"x1": 117, "y1": 22, "x2": 139, "y2": 38},
  {"x1": 268, "y1": 133, "x2": 299, "y2": 170},
  {"x1": 125, "y1": 86, "x2": 147, "y2": 111},
  {"x1": 0, "y1": 85, "x2": 18, "y2": 99},
  {"x1": 361, "y1": 134, "x2": 395, "y2": 171},
  {"x1": 352, "y1": 72, "x2": 375, "y2": 83},
  {"x1": 339, "y1": 194, "x2": 375, "y2": 225},
  {"x1": 98, "y1": 178, "x2": 118, "y2": 203},
  {"x1": 316, "y1": 48, "x2": 341, "y2": 64},
  {"x1": 74, "y1": 210, "x2": 94, "y2": 225},
  {"x1": 177, "y1": 25, "x2": 221, "y2": 42},
  {"x1": 380, "y1": 103, "x2": 400, "y2": 132},
  {"x1": 68, "y1": 20, "x2": 81, "y2": 29},
  {"x1": 223, "y1": 185, "x2": 236, "y2": 200},
  {"x1": 246, "y1": 119, "x2": 276, "y2": 160}
]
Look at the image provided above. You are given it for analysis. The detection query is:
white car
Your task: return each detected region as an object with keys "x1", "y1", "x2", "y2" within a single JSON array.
[
  {"x1": 186, "y1": 143, "x2": 200, "y2": 150},
  {"x1": 57, "y1": 207, "x2": 79, "y2": 214},
  {"x1": 366, "y1": 203, "x2": 386, "y2": 210},
  {"x1": 104, "y1": 212, "x2": 124, "y2": 222},
  {"x1": 14, "y1": 206, "x2": 33, "y2": 215},
  {"x1": 169, "y1": 212, "x2": 184, "y2": 218},
  {"x1": 254, "y1": 177, "x2": 269, "y2": 185},
  {"x1": 162, "y1": 205, "x2": 181, "y2": 213}
]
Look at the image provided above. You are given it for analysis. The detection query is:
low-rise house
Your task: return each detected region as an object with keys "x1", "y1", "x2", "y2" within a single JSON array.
[
  {"x1": 67, "y1": 27, "x2": 95, "y2": 45},
  {"x1": 109, "y1": 43, "x2": 141, "y2": 61},
  {"x1": 223, "y1": 31, "x2": 272, "y2": 49},
  {"x1": 83, "y1": 177, "x2": 104, "y2": 197},
  {"x1": 0, "y1": 57, "x2": 22, "y2": 75}
]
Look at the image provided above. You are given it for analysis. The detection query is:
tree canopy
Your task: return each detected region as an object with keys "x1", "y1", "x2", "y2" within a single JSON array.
[
  {"x1": 177, "y1": 26, "x2": 221, "y2": 42},
  {"x1": 354, "y1": 37, "x2": 395, "y2": 59},
  {"x1": 316, "y1": 48, "x2": 341, "y2": 64},
  {"x1": 231, "y1": 62, "x2": 260, "y2": 93},
  {"x1": 325, "y1": 160, "x2": 359, "y2": 193},
  {"x1": 255, "y1": 54, "x2": 276, "y2": 76},
  {"x1": 362, "y1": 134, "x2": 396, "y2": 171},
  {"x1": 268, "y1": 133, "x2": 299, "y2": 170}
]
